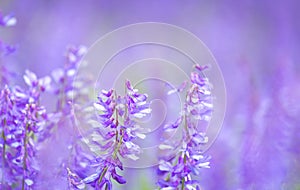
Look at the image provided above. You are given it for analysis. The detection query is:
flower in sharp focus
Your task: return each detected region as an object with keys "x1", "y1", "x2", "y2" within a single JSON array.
[
  {"x1": 81, "y1": 157, "x2": 126, "y2": 190},
  {"x1": 68, "y1": 80, "x2": 151, "y2": 189},
  {"x1": 125, "y1": 80, "x2": 152, "y2": 119}
]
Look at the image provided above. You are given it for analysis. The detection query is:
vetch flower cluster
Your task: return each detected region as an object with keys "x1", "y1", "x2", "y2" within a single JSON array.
[
  {"x1": 51, "y1": 45, "x2": 88, "y2": 113},
  {"x1": 44, "y1": 45, "x2": 93, "y2": 187},
  {"x1": 157, "y1": 64, "x2": 213, "y2": 190},
  {"x1": 67, "y1": 80, "x2": 151, "y2": 189},
  {"x1": 0, "y1": 70, "x2": 53, "y2": 189}
]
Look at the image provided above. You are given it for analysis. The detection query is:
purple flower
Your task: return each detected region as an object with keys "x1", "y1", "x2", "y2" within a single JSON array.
[
  {"x1": 67, "y1": 80, "x2": 151, "y2": 189},
  {"x1": 0, "y1": 40, "x2": 16, "y2": 57},
  {"x1": 158, "y1": 65, "x2": 212, "y2": 190},
  {"x1": 167, "y1": 81, "x2": 188, "y2": 95},
  {"x1": 81, "y1": 157, "x2": 126, "y2": 189},
  {"x1": 67, "y1": 167, "x2": 86, "y2": 190},
  {"x1": 91, "y1": 81, "x2": 150, "y2": 160},
  {"x1": 51, "y1": 45, "x2": 88, "y2": 113},
  {"x1": 0, "y1": 12, "x2": 17, "y2": 27},
  {"x1": 0, "y1": 70, "x2": 53, "y2": 189}
]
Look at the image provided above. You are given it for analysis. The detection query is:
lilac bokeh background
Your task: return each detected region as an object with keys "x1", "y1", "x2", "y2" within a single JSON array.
[{"x1": 1, "y1": 1, "x2": 300, "y2": 189}]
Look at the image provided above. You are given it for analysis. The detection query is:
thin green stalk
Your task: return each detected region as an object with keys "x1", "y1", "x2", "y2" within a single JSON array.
[
  {"x1": 98, "y1": 166, "x2": 108, "y2": 184},
  {"x1": 22, "y1": 123, "x2": 29, "y2": 190},
  {"x1": 181, "y1": 154, "x2": 187, "y2": 190},
  {"x1": 1, "y1": 118, "x2": 6, "y2": 185}
]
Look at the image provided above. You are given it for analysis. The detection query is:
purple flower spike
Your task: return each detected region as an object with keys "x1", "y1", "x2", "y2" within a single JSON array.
[
  {"x1": 0, "y1": 69, "x2": 54, "y2": 189},
  {"x1": 158, "y1": 65, "x2": 212, "y2": 190},
  {"x1": 68, "y1": 80, "x2": 151, "y2": 189},
  {"x1": 51, "y1": 45, "x2": 89, "y2": 114}
]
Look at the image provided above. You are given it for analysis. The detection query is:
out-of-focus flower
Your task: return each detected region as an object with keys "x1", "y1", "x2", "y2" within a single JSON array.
[
  {"x1": 167, "y1": 81, "x2": 188, "y2": 95},
  {"x1": 0, "y1": 12, "x2": 17, "y2": 27},
  {"x1": 0, "y1": 12, "x2": 17, "y2": 87},
  {"x1": 51, "y1": 45, "x2": 88, "y2": 114},
  {"x1": 0, "y1": 40, "x2": 16, "y2": 57},
  {"x1": 0, "y1": 70, "x2": 52, "y2": 189},
  {"x1": 158, "y1": 64, "x2": 212, "y2": 190}
]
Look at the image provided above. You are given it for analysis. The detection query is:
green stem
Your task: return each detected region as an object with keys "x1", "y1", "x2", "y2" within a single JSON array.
[
  {"x1": 181, "y1": 178, "x2": 185, "y2": 190},
  {"x1": 181, "y1": 154, "x2": 187, "y2": 190},
  {"x1": 22, "y1": 123, "x2": 29, "y2": 190},
  {"x1": 113, "y1": 133, "x2": 123, "y2": 159},
  {"x1": 1, "y1": 119, "x2": 6, "y2": 185},
  {"x1": 98, "y1": 166, "x2": 108, "y2": 184},
  {"x1": 181, "y1": 114, "x2": 189, "y2": 190},
  {"x1": 112, "y1": 90, "x2": 124, "y2": 160}
]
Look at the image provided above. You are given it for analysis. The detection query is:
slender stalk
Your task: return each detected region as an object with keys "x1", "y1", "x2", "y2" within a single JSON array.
[
  {"x1": 181, "y1": 113, "x2": 189, "y2": 190},
  {"x1": 1, "y1": 118, "x2": 6, "y2": 185},
  {"x1": 98, "y1": 166, "x2": 108, "y2": 184},
  {"x1": 181, "y1": 154, "x2": 187, "y2": 190},
  {"x1": 181, "y1": 178, "x2": 185, "y2": 190},
  {"x1": 57, "y1": 74, "x2": 67, "y2": 111},
  {"x1": 22, "y1": 123, "x2": 29, "y2": 190},
  {"x1": 124, "y1": 85, "x2": 128, "y2": 120}
]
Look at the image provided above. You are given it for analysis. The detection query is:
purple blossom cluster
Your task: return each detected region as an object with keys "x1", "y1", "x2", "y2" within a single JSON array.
[
  {"x1": 51, "y1": 45, "x2": 88, "y2": 114},
  {"x1": 0, "y1": 70, "x2": 53, "y2": 189},
  {"x1": 67, "y1": 80, "x2": 151, "y2": 189},
  {"x1": 157, "y1": 65, "x2": 213, "y2": 190},
  {"x1": 0, "y1": 11, "x2": 93, "y2": 189},
  {"x1": 49, "y1": 45, "x2": 94, "y2": 185}
]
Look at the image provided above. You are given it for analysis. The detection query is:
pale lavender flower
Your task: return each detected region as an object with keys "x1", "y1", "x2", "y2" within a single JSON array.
[
  {"x1": 158, "y1": 64, "x2": 212, "y2": 190},
  {"x1": 51, "y1": 45, "x2": 88, "y2": 113},
  {"x1": 0, "y1": 40, "x2": 16, "y2": 57},
  {"x1": 40, "y1": 45, "x2": 92, "y2": 189},
  {"x1": 0, "y1": 12, "x2": 17, "y2": 27}
]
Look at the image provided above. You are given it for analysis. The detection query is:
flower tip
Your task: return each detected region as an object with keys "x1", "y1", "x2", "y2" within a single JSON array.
[
  {"x1": 23, "y1": 70, "x2": 38, "y2": 87},
  {"x1": 125, "y1": 79, "x2": 132, "y2": 89},
  {"x1": 194, "y1": 64, "x2": 210, "y2": 71}
]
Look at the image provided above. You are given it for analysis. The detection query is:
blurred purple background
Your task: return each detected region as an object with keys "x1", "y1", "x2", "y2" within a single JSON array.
[{"x1": 1, "y1": 1, "x2": 300, "y2": 189}]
